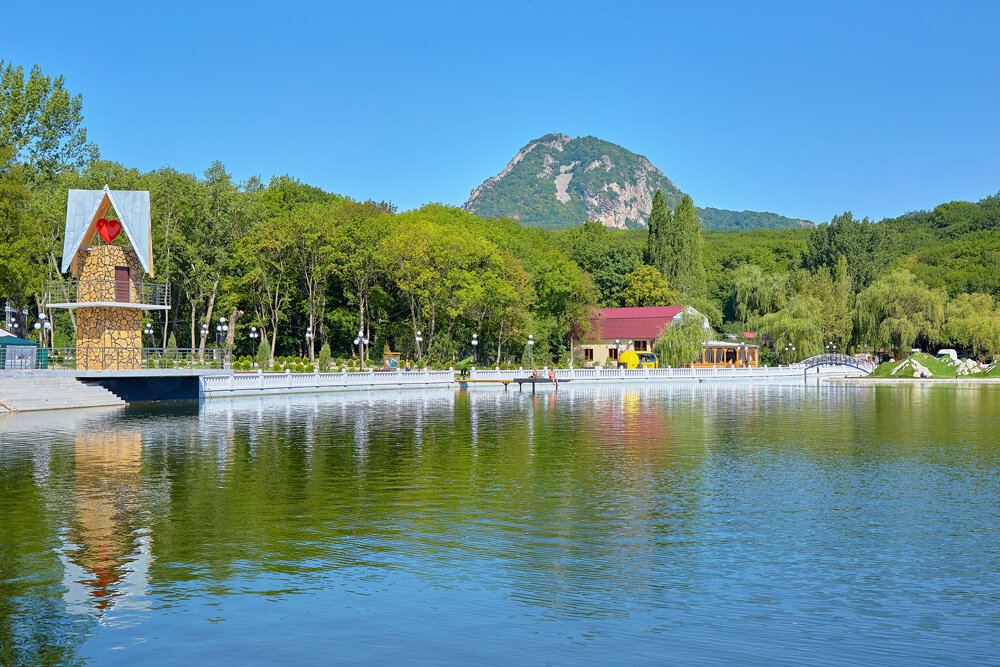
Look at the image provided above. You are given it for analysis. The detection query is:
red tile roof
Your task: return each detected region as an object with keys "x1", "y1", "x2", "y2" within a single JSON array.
[{"x1": 588, "y1": 306, "x2": 685, "y2": 341}]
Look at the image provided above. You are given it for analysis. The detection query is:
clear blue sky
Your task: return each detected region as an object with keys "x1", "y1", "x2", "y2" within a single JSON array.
[{"x1": 5, "y1": 0, "x2": 999, "y2": 222}]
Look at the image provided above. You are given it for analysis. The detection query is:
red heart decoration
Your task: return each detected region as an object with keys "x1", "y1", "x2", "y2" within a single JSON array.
[{"x1": 96, "y1": 218, "x2": 122, "y2": 244}]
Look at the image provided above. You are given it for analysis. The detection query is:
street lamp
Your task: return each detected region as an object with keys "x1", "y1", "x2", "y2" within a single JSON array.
[
  {"x1": 527, "y1": 334, "x2": 535, "y2": 367},
  {"x1": 215, "y1": 316, "x2": 229, "y2": 347},
  {"x1": 826, "y1": 341, "x2": 836, "y2": 355},
  {"x1": 249, "y1": 326, "x2": 259, "y2": 342},
  {"x1": 354, "y1": 328, "x2": 368, "y2": 369},
  {"x1": 784, "y1": 343, "x2": 796, "y2": 364},
  {"x1": 415, "y1": 329, "x2": 423, "y2": 361},
  {"x1": 471, "y1": 333, "x2": 478, "y2": 363}
]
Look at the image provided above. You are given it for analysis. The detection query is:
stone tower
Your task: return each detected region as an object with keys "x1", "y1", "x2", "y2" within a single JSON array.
[{"x1": 48, "y1": 187, "x2": 168, "y2": 370}]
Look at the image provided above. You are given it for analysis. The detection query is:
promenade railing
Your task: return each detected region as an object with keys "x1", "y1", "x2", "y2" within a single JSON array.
[
  {"x1": 467, "y1": 365, "x2": 829, "y2": 381},
  {"x1": 200, "y1": 369, "x2": 457, "y2": 395},
  {"x1": 1, "y1": 347, "x2": 231, "y2": 371}
]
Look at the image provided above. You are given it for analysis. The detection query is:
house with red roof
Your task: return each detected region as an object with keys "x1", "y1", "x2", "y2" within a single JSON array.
[{"x1": 581, "y1": 306, "x2": 709, "y2": 367}]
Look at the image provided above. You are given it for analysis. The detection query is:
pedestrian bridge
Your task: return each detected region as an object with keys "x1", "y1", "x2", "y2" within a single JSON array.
[{"x1": 800, "y1": 353, "x2": 874, "y2": 374}]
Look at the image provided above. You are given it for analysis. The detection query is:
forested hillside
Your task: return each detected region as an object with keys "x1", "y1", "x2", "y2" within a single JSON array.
[{"x1": 462, "y1": 133, "x2": 815, "y2": 231}]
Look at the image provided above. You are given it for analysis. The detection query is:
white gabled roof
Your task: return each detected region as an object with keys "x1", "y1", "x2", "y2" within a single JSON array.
[{"x1": 60, "y1": 186, "x2": 153, "y2": 276}]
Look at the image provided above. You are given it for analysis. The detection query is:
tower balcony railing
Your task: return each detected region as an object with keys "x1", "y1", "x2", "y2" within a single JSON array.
[{"x1": 45, "y1": 279, "x2": 170, "y2": 310}]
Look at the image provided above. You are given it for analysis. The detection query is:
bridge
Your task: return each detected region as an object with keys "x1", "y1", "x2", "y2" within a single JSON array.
[{"x1": 800, "y1": 353, "x2": 874, "y2": 375}]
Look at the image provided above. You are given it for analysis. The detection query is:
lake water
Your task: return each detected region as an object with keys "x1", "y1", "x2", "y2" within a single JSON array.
[{"x1": 1, "y1": 382, "x2": 999, "y2": 665}]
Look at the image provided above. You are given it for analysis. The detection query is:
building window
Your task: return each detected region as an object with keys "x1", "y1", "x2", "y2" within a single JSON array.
[
  {"x1": 584, "y1": 348, "x2": 594, "y2": 361},
  {"x1": 635, "y1": 340, "x2": 648, "y2": 352},
  {"x1": 609, "y1": 348, "x2": 619, "y2": 361}
]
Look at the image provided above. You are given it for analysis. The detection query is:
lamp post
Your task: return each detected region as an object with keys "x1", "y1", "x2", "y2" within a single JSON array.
[
  {"x1": 415, "y1": 330, "x2": 423, "y2": 361},
  {"x1": 471, "y1": 333, "x2": 478, "y2": 363},
  {"x1": 249, "y1": 326, "x2": 260, "y2": 366},
  {"x1": 305, "y1": 326, "x2": 314, "y2": 359},
  {"x1": 354, "y1": 328, "x2": 368, "y2": 370},
  {"x1": 527, "y1": 334, "x2": 535, "y2": 367},
  {"x1": 783, "y1": 343, "x2": 796, "y2": 364},
  {"x1": 143, "y1": 321, "x2": 154, "y2": 347},
  {"x1": 32, "y1": 313, "x2": 52, "y2": 345},
  {"x1": 215, "y1": 317, "x2": 229, "y2": 347},
  {"x1": 826, "y1": 341, "x2": 836, "y2": 356}
]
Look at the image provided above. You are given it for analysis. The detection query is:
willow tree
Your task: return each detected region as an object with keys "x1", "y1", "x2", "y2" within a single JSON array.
[
  {"x1": 941, "y1": 292, "x2": 1000, "y2": 361},
  {"x1": 855, "y1": 270, "x2": 945, "y2": 357},
  {"x1": 756, "y1": 295, "x2": 825, "y2": 360},
  {"x1": 731, "y1": 264, "x2": 789, "y2": 326},
  {"x1": 654, "y1": 309, "x2": 711, "y2": 367}
]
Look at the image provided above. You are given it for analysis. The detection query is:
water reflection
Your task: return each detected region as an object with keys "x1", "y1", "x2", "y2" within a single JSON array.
[{"x1": 0, "y1": 383, "x2": 998, "y2": 664}]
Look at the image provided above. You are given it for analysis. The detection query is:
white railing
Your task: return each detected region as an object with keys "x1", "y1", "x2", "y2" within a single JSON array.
[
  {"x1": 467, "y1": 365, "x2": 841, "y2": 382},
  {"x1": 200, "y1": 369, "x2": 456, "y2": 396}
]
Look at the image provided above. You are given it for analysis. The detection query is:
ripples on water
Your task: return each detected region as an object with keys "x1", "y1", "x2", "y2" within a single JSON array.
[{"x1": 1, "y1": 383, "x2": 999, "y2": 665}]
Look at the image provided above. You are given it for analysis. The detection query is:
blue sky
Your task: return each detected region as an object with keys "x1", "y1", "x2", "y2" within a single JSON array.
[{"x1": 5, "y1": 0, "x2": 999, "y2": 222}]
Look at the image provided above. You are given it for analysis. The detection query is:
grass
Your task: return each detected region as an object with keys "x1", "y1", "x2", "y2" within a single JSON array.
[{"x1": 869, "y1": 352, "x2": 958, "y2": 378}]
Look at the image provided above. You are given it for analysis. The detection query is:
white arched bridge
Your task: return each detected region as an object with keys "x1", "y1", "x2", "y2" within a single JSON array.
[{"x1": 799, "y1": 353, "x2": 874, "y2": 375}]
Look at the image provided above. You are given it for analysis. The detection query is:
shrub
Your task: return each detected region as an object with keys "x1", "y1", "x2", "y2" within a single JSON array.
[
  {"x1": 318, "y1": 343, "x2": 332, "y2": 371},
  {"x1": 255, "y1": 341, "x2": 270, "y2": 369}
]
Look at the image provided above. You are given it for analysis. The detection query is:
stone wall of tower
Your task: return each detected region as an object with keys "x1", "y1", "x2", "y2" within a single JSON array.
[{"x1": 74, "y1": 246, "x2": 145, "y2": 370}]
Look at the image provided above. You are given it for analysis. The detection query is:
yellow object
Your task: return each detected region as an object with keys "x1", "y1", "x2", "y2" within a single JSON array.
[{"x1": 618, "y1": 351, "x2": 659, "y2": 369}]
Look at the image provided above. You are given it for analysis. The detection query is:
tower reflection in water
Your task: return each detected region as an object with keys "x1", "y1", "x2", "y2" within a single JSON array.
[{"x1": 60, "y1": 422, "x2": 154, "y2": 619}]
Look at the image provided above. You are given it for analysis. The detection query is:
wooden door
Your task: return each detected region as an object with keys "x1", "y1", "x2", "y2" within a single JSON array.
[{"x1": 115, "y1": 266, "x2": 130, "y2": 302}]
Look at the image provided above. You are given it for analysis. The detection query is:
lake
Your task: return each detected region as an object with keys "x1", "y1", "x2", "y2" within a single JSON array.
[{"x1": 2, "y1": 382, "x2": 999, "y2": 665}]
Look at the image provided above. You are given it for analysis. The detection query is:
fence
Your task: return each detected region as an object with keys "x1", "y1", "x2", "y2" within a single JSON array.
[
  {"x1": 0, "y1": 347, "x2": 230, "y2": 371},
  {"x1": 467, "y1": 365, "x2": 836, "y2": 382},
  {"x1": 200, "y1": 369, "x2": 457, "y2": 397},
  {"x1": 45, "y1": 279, "x2": 170, "y2": 308},
  {"x1": 0, "y1": 346, "x2": 49, "y2": 370}
]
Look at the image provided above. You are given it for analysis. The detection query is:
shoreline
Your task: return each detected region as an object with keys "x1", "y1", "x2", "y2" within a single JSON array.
[{"x1": 829, "y1": 377, "x2": 1000, "y2": 384}]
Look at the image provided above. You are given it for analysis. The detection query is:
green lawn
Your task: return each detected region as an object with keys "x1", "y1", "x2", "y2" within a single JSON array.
[{"x1": 869, "y1": 353, "x2": 958, "y2": 378}]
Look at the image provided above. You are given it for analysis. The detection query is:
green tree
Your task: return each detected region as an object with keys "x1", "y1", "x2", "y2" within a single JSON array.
[
  {"x1": 941, "y1": 292, "x2": 1000, "y2": 361},
  {"x1": 557, "y1": 220, "x2": 642, "y2": 306},
  {"x1": 620, "y1": 265, "x2": 679, "y2": 307},
  {"x1": 855, "y1": 270, "x2": 945, "y2": 357},
  {"x1": 255, "y1": 339, "x2": 270, "y2": 369},
  {"x1": 645, "y1": 189, "x2": 670, "y2": 274},
  {"x1": 0, "y1": 61, "x2": 99, "y2": 178},
  {"x1": 654, "y1": 309, "x2": 711, "y2": 367},
  {"x1": 661, "y1": 194, "x2": 706, "y2": 297},
  {"x1": 756, "y1": 295, "x2": 825, "y2": 360},
  {"x1": 317, "y1": 342, "x2": 333, "y2": 371},
  {"x1": 803, "y1": 212, "x2": 896, "y2": 291}
]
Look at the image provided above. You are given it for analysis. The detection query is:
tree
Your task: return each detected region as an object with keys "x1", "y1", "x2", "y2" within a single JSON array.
[
  {"x1": 654, "y1": 309, "x2": 711, "y2": 367},
  {"x1": 317, "y1": 342, "x2": 333, "y2": 371},
  {"x1": 0, "y1": 147, "x2": 38, "y2": 315},
  {"x1": 659, "y1": 194, "x2": 706, "y2": 297},
  {"x1": 0, "y1": 61, "x2": 98, "y2": 179},
  {"x1": 557, "y1": 220, "x2": 641, "y2": 306},
  {"x1": 731, "y1": 264, "x2": 788, "y2": 326},
  {"x1": 756, "y1": 295, "x2": 825, "y2": 360},
  {"x1": 645, "y1": 189, "x2": 670, "y2": 275},
  {"x1": 855, "y1": 270, "x2": 945, "y2": 357},
  {"x1": 941, "y1": 292, "x2": 1000, "y2": 361},
  {"x1": 620, "y1": 265, "x2": 679, "y2": 307},
  {"x1": 803, "y1": 212, "x2": 896, "y2": 291}
]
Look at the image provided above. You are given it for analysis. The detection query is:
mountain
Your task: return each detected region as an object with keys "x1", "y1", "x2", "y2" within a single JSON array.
[{"x1": 462, "y1": 133, "x2": 815, "y2": 231}]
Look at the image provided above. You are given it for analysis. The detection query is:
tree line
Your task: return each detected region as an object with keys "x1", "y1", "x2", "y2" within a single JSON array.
[{"x1": 3, "y1": 60, "x2": 1000, "y2": 367}]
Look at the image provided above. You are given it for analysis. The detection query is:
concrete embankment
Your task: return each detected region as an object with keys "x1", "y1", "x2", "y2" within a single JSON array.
[{"x1": 0, "y1": 377, "x2": 125, "y2": 412}]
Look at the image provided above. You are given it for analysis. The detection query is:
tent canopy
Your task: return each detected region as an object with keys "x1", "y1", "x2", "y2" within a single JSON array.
[
  {"x1": 0, "y1": 334, "x2": 40, "y2": 348},
  {"x1": 60, "y1": 186, "x2": 153, "y2": 276}
]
